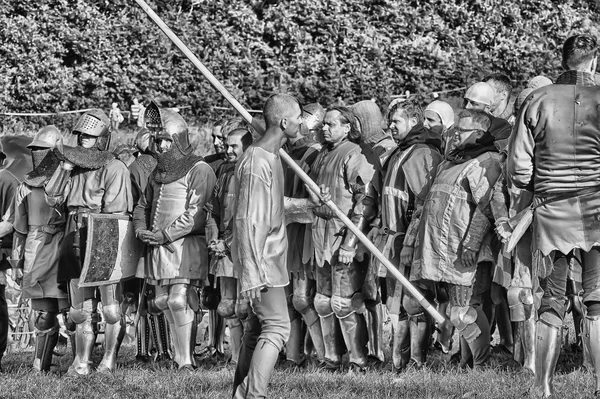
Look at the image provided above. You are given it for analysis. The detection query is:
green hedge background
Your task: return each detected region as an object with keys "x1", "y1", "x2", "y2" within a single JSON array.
[{"x1": 1, "y1": 0, "x2": 599, "y2": 140}]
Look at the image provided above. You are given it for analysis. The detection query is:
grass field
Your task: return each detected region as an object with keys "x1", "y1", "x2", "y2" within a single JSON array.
[{"x1": 1, "y1": 320, "x2": 596, "y2": 399}]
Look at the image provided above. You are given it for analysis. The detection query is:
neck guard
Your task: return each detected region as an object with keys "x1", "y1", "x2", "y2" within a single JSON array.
[
  {"x1": 136, "y1": 153, "x2": 158, "y2": 176},
  {"x1": 154, "y1": 147, "x2": 203, "y2": 184},
  {"x1": 63, "y1": 147, "x2": 115, "y2": 170},
  {"x1": 24, "y1": 149, "x2": 62, "y2": 187}
]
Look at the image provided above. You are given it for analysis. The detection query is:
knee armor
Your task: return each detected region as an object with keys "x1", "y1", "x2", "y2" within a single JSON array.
[
  {"x1": 35, "y1": 311, "x2": 58, "y2": 331},
  {"x1": 217, "y1": 298, "x2": 236, "y2": 319},
  {"x1": 293, "y1": 293, "x2": 313, "y2": 315},
  {"x1": 167, "y1": 292, "x2": 189, "y2": 313},
  {"x1": 69, "y1": 307, "x2": 92, "y2": 324},
  {"x1": 154, "y1": 293, "x2": 169, "y2": 312},
  {"x1": 332, "y1": 293, "x2": 365, "y2": 319},
  {"x1": 507, "y1": 286, "x2": 534, "y2": 322},
  {"x1": 449, "y1": 305, "x2": 481, "y2": 344},
  {"x1": 235, "y1": 299, "x2": 252, "y2": 321},
  {"x1": 314, "y1": 293, "x2": 333, "y2": 317},
  {"x1": 102, "y1": 304, "x2": 122, "y2": 325}
]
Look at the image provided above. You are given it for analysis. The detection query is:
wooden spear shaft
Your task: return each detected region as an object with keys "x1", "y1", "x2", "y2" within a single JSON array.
[{"x1": 133, "y1": 0, "x2": 444, "y2": 324}]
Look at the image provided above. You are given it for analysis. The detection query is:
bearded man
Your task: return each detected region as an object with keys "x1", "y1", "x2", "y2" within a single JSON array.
[
  {"x1": 133, "y1": 102, "x2": 216, "y2": 371},
  {"x1": 412, "y1": 109, "x2": 502, "y2": 369},
  {"x1": 45, "y1": 109, "x2": 133, "y2": 376},
  {"x1": 507, "y1": 34, "x2": 600, "y2": 398},
  {"x1": 374, "y1": 100, "x2": 444, "y2": 370},
  {"x1": 423, "y1": 100, "x2": 455, "y2": 154},
  {"x1": 205, "y1": 128, "x2": 253, "y2": 366},
  {"x1": 310, "y1": 106, "x2": 377, "y2": 371}
]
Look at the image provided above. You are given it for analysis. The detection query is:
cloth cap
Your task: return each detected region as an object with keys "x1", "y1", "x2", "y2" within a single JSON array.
[
  {"x1": 350, "y1": 100, "x2": 384, "y2": 143},
  {"x1": 424, "y1": 100, "x2": 455, "y2": 129},
  {"x1": 464, "y1": 82, "x2": 495, "y2": 106},
  {"x1": 514, "y1": 88, "x2": 535, "y2": 114},
  {"x1": 527, "y1": 76, "x2": 553, "y2": 90}
]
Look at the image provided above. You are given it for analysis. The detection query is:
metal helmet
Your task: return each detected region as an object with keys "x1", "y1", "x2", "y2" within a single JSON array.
[
  {"x1": 464, "y1": 82, "x2": 495, "y2": 106},
  {"x1": 72, "y1": 108, "x2": 111, "y2": 151},
  {"x1": 27, "y1": 125, "x2": 63, "y2": 152},
  {"x1": 135, "y1": 128, "x2": 152, "y2": 153},
  {"x1": 303, "y1": 102, "x2": 325, "y2": 131},
  {"x1": 144, "y1": 101, "x2": 192, "y2": 155}
]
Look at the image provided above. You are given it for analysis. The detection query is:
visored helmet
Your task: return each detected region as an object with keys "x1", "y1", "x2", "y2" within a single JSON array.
[
  {"x1": 144, "y1": 101, "x2": 192, "y2": 156},
  {"x1": 28, "y1": 125, "x2": 63, "y2": 152},
  {"x1": 72, "y1": 108, "x2": 111, "y2": 151}
]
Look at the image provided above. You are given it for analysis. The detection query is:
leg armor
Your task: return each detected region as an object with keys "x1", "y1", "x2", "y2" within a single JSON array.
[
  {"x1": 135, "y1": 315, "x2": 150, "y2": 361},
  {"x1": 392, "y1": 311, "x2": 410, "y2": 372},
  {"x1": 314, "y1": 293, "x2": 342, "y2": 366},
  {"x1": 364, "y1": 298, "x2": 385, "y2": 364},
  {"x1": 332, "y1": 294, "x2": 368, "y2": 368},
  {"x1": 208, "y1": 309, "x2": 226, "y2": 356},
  {"x1": 97, "y1": 284, "x2": 125, "y2": 373},
  {"x1": 218, "y1": 276, "x2": 241, "y2": 364},
  {"x1": 32, "y1": 311, "x2": 59, "y2": 372},
  {"x1": 403, "y1": 294, "x2": 431, "y2": 367},
  {"x1": 448, "y1": 285, "x2": 490, "y2": 368},
  {"x1": 285, "y1": 282, "x2": 306, "y2": 365},
  {"x1": 167, "y1": 284, "x2": 196, "y2": 369},
  {"x1": 582, "y1": 314, "x2": 600, "y2": 395},
  {"x1": 532, "y1": 313, "x2": 562, "y2": 398},
  {"x1": 147, "y1": 287, "x2": 171, "y2": 361},
  {"x1": 292, "y1": 274, "x2": 325, "y2": 362},
  {"x1": 67, "y1": 300, "x2": 95, "y2": 376}
]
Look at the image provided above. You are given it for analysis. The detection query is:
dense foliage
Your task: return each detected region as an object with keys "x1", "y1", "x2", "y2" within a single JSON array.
[{"x1": 1, "y1": 0, "x2": 599, "y2": 131}]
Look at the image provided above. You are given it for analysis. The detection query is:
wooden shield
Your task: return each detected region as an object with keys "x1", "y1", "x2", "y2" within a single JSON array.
[{"x1": 78, "y1": 213, "x2": 144, "y2": 287}]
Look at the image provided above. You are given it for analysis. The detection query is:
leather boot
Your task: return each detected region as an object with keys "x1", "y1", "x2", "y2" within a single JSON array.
[
  {"x1": 338, "y1": 312, "x2": 368, "y2": 369},
  {"x1": 392, "y1": 316, "x2": 410, "y2": 371},
  {"x1": 227, "y1": 317, "x2": 243, "y2": 365},
  {"x1": 319, "y1": 313, "x2": 342, "y2": 368},
  {"x1": 32, "y1": 323, "x2": 59, "y2": 372},
  {"x1": 465, "y1": 307, "x2": 490, "y2": 369},
  {"x1": 97, "y1": 317, "x2": 126, "y2": 373},
  {"x1": 365, "y1": 302, "x2": 385, "y2": 363},
  {"x1": 582, "y1": 315, "x2": 600, "y2": 395},
  {"x1": 513, "y1": 321, "x2": 524, "y2": 365},
  {"x1": 208, "y1": 309, "x2": 225, "y2": 356},
  {"x1": 286, "y1": 312, "x2": 306, "y2": 365},
  {"x1": 299, "y1": 307, "x2": 325, "y2": 362},
  {"x1": 531, "y1": 320, "x2": 562, "y2": 398},
  {"x1": 66, "y1": 320, "x2": 95, "y2": 376},
  {"x1": 409, "y1": 314, "x2": 431, "y2": 367},
  {"x1": 233, "y1": 339, "x2": 280, "y2": 399}
]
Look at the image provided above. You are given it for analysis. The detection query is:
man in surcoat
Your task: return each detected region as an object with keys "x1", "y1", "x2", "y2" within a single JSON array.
[{"x1": 45, "y1": 109, "x2": 133, "y2": 375}]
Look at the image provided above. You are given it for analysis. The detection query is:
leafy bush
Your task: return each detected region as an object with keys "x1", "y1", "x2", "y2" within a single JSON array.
[{"x1": 1, "y1": 0, "x2": 599, "y2": 137}]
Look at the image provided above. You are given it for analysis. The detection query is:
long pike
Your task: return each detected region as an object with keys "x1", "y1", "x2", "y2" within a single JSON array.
[{"x1": 132, "y1": 0, "x2": 444, "y2": 324}]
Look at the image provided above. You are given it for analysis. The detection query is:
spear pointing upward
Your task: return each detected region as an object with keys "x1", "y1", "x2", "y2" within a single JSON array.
[{"x1": 133, "y1": 0, "x2": 444, "y2": 325}]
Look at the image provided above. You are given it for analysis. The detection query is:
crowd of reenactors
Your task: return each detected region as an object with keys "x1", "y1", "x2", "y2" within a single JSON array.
[{"x1": 0, "y1": 33, "x2": 599, "y2": 399}]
